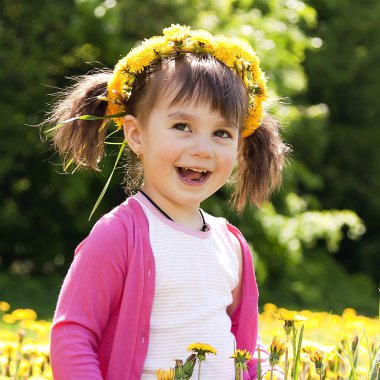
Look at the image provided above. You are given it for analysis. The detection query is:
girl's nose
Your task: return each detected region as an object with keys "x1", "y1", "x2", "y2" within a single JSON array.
[{"x1": 188, "y1": 136, "x2": 214, "y2": 158}]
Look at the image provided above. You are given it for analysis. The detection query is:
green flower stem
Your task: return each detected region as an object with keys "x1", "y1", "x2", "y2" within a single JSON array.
[
  {"x1": 270, "y1": 364, "x2": 274, "y2": 380},
  {"x1": 198, "y1": 360, "x2": 202, "y2": 380},
  {"x1": 284, "y1": 334, "x2": 290, "y2": 380}
]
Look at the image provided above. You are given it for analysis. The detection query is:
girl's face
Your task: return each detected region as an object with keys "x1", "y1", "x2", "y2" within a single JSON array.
[{"x1": 138, "y1": 95, "x2": 239, "y2": 214}]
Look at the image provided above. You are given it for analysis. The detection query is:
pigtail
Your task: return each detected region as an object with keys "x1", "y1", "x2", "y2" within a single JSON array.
[
  {"x1": 232, "y1": 115, "x2": 291, "y2": 212},
  {"x1": 43, "y1": 71, "x2": 113, "y2": 171}
]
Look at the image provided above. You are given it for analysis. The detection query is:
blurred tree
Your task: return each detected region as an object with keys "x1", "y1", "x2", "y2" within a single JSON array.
[
  {"x1": 0, "y1": 0, "x2": 377, "y2": 315},
  {"x1": 301, "y1": 0, "x2": 380, "y2": 281}
]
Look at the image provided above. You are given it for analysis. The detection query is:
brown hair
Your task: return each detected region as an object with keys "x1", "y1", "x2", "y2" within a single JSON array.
[{"x1": 43, "y1": 54, "x2": 290, "y2": 211}]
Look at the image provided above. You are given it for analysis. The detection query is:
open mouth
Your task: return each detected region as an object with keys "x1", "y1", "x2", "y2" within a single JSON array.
[{"x1": 177, "y1": 167, "x2": 210, "y2": 183}]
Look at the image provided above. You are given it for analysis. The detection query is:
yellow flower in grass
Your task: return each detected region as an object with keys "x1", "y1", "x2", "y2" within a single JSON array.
[
  {"x1": 187, "y1": 342, "x2": 217, "y2": 359},
  {"x1": 278, "y1": 309, "x2": 308, "y2": 335},
  {"x1": 230, "y1": 349, "x2": 253, "y2": 374},
  {"x1": 269, "y1": 336, "x2": 287, "y2": 366},
  {"x1": 309, "y1": 349, "x2": 325, "y2": 376},
  {"x1": 188, "y1": 343, "x2": 216, "y2": 380},
  {"x1": 156, "y1": 368, "x2": 174, "y2": 380},
  {"x1": 14, "y1": 308, "x2": 37, "y2": 320},
  {"x1": 263, "y1": 371, "x2": 279, "y2": 380},
  {"x1": 230, "y1": 349, "x2": 253, "y2": 362},
  {"x1": 0, "y1": 301, "x2": 10, "y2": 312},
  {"x1": 3, "y1": 313, "x2": 16, "y2": 324}
]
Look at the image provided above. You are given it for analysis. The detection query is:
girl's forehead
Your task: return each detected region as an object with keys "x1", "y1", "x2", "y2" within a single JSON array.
[{"x1": 154, "y1": 94, "x2": 229, "y2": 122}]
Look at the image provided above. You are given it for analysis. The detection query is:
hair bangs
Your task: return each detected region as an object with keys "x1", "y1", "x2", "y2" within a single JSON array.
[{"x1": 152, "y1": 54, "x2": 248, "y2": 129}]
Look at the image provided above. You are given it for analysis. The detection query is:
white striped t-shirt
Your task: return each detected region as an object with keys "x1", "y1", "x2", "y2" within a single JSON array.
[{"x1": 134, "y1": 192, "x2": 239, "y2": 380}]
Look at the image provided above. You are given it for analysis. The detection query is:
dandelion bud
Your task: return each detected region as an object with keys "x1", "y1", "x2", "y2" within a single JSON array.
[
  {"x1": 174, "y1": 359, "x2": 185, "y2": 379},
  {"x1": 351, "y1": 335, "x2": 359, "y2": 353},
  {"x1": 183, "y1": 353, "x2": 197, "y2": 377},
  {"x1": 269, "y1": 336, "x2": 287, "y2": 367},
  {"x1": 309, "y1": 349, "x2": 325, "y2": 376}
]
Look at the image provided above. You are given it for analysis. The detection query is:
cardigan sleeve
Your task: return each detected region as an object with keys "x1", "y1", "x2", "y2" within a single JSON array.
[
  {"x1": 227, "y1": 223, "x2": 284, "y2": 380},
  {"x1": 50, "y1": 214, "x2": 129, "y2": 380}
]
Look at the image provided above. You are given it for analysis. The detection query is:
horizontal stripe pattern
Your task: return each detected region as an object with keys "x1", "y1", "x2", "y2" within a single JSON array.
[{"x1": 135, "y1": 194, "x2": 239, "y2": 380}]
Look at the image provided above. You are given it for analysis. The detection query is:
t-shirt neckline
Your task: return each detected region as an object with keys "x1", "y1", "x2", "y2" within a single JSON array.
[{"x1": 134, "y1": 192, "x2": 212, "y2": 239}]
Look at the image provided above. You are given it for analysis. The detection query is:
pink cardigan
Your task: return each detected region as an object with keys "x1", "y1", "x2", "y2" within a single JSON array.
[{"x1": 51, "y1": 197, "x2": 283, "y2": 379}]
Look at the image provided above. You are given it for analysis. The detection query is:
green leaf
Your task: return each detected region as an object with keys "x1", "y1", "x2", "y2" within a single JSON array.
[
  {"x1": 88, "y1": 139, "x2": 126, "y2": 220},
  {"x1": 292, "y1": 324, "x2": 304, "y2": 380},
  {"x1": 45, "y1": 112, "x2": 127, "y2": 133},
  {"x1": 257, "y1": 347, "x2": 262, "y2": 380}
]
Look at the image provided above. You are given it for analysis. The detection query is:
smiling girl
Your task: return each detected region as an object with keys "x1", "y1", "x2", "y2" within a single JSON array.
[{"x1": 47, "y1": 25, "x2": 288, "y2": 379}]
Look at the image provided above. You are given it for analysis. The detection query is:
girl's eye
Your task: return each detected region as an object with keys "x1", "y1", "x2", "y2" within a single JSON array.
[
  {"x1": 214, "y1": 130, "x2": 232, "y2": 138},
  {"x1": 173, "y1": 123, "x2": 191, "y2": 132}
]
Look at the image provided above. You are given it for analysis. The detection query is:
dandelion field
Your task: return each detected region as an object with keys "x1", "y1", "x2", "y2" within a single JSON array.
[{"x1": 0, "y1": 301, "x2": 379, "y2": 379}]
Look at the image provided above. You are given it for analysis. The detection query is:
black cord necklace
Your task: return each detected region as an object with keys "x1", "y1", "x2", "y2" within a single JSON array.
[{"x1": 138, "y1": 190, "x2": 208, "y2": 232}]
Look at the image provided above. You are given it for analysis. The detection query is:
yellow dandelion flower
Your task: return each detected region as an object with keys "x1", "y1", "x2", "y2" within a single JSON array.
[
  {"x1": 308, "y1": 349, "x2": 325, "y2": 376},
  {"x1": 263, "y1": 303, "x2": 278, "y2": 314},
  {"x1": 126, "y1": 44, "x2": 157, "y2": 74},
  {"x1": 242, "y1": 103, "x2": 263, "y2": 138},
  {"x1": 144, "y1": 36, "x2": 173, "y2": 57},
  {"x1": 106, "y1": 72, "x2": 128, "y2": 128},
  {"x1": 187, "y1": 342, "x2": 217, "y2": 355},
  {"x1": 232, "y1": 37, "x2": 257, "y2": 62},
  {"x1": 269, "y1": 336, "x2": 287, "y2": 366},
  {"x1": 230, "y1": 349, "x2": 253, "y2": 362},
  {"x1": 256, "y1": 74, "x2": 268, "y2": 99},
  {"x1": 20, "y1": 319, "x2": 52, "y2": 334},
  {"x1": 0, "y1": 301, "x2": 10, "y2": 312},
  {"x1": 342, "y1": 307, "x2": 357, "y2": 319},
  {"x1": 108, "y1": 71, "x2": 124, "y2": 96},
  {"x1": 309, "y1": 349, "x2": 324, "y2": 364},
  {"x1": 0, "y1": 330, "x2": 19, "y2": 342},
  {"x1": 156, "y1": 368, "x2": 174, "y2": 380},
  {"x1": 163, "y1": 24, "x2": 191, "y2": 42},
  {"x1": 230, "y1": 348, "x2": 253, "y2": 374},
  {"x1": 187, "y1": 342, "x2": 217, "y2": 364},
  {"x1": 12, "y1": 309, "x2": 37, "y2": 321},
  {"x1": 278, "y1": 309, "x2": 308, "y2": 335},
  {"x1": 213, "y1": 36, "x2": 238, "y2": 67},
  {"x1": 2, "y1": 313, "x2": 16, "y2": 324},
  {"x1": 263, "y1": 372, "x2": 279, "y2": 380},
  {"x1": 185, "y1": 29, "x2": 215, "y2": 52}
]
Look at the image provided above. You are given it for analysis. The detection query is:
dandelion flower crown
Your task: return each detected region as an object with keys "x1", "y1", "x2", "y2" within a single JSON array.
[{"x1": 105, "y1": 24, "x2": 268, "y2": 137}]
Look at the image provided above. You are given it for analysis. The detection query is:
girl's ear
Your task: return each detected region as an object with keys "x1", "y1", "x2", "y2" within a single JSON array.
[{"x1": 123, "y1": 115, "x2": 142, "y2": 154}]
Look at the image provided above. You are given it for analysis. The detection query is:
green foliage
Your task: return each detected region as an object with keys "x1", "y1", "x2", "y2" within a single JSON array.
[
  {"x1": 301, "y1": 0, "x2": 380, "y2": 282},
  {"x1": 0, "y1": 0, "x2": 378, "y2": 316}
]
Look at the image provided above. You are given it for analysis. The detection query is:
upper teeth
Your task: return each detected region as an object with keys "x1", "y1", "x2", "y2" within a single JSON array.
[{"x1": 183, "y1": 167, "x2": 208, "y2": 173}]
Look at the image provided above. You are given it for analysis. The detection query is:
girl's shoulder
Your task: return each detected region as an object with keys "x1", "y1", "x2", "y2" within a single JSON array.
[
  {"x1": 80, "y1": 197, "x2": 147, "y2": 253},
  {"x1": 202, "y1": 210, "x2": 244, "y2": 237}
]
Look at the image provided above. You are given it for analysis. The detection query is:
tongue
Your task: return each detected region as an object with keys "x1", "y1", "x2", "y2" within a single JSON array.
[{"x1": 179, "y1": 168, "x2": 204, "y2": 181}]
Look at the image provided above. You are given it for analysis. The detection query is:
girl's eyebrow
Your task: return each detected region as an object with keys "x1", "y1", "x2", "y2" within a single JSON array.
[{"x1": 166, "y1": 111, "x2": 238, "y2": 129}]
